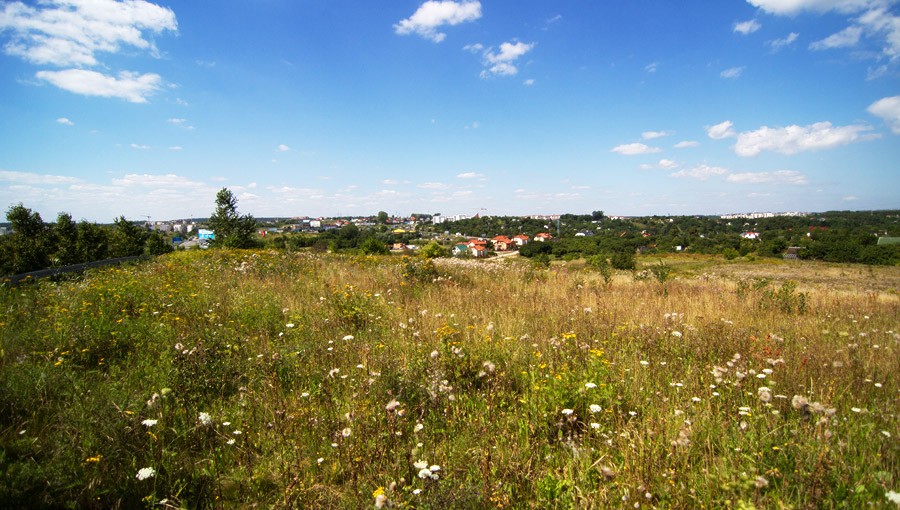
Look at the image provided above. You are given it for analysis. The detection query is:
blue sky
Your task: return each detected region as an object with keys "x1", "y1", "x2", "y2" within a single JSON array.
[{"x1": 0, "y1": 0, "x2": 898, "y2": 222}]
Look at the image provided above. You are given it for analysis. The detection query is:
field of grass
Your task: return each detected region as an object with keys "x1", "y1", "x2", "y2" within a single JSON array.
[{"x1": 1, "y1": 250, "x2": 897, "y2": 508}]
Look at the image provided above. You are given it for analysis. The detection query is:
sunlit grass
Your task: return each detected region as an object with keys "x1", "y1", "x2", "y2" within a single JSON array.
[{"x1": 0, "y1": 250, "x2": 897, "y2": 508}]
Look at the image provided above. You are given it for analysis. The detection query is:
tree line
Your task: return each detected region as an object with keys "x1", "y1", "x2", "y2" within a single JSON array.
[{"x1": 0, "y1": 204, "x2": 173, "y2": 277}]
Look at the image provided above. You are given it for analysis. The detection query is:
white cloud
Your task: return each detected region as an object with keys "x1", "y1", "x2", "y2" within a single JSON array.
[
  {"x1": 0, "y1": 0, "x2": 177, "y2": 67},
  {"x1": 726, "y1": 170, "x2": 808, "y2": 184},
  {"x1": 658, "y1": 159, "x2": 679, "y2": 169},
  {"x1": 456, "y1": 172, "x2": 485, "y2": 179},
  {"x1": 842, "y1": 195, "x2": 859, "y2": 201},
  {"x1": 734, "y1": 19, "x2": 762, "y2": 34},
  {"x1": 770, "y1": 32, "x2": 800, "y2": 50},
  {"x1": 130, "y1": 143, "x2": 150, "y2": 150},
  {"x1": 750, "y1": 0, "x2": 900, "y2": 71},
  {"x1": 611, "y1": 143, "x2": 662, "y2": 155},
  {"x1": 36, "y1": 69, "x2": 162, "y2": 103},
  {"x1": 167, "y1": 117, "x2": 193, "y2": 129},
  {"x1": 112, "y1": 173, "x2": 205, "y2": 188},
  {"x1": 56, "y1": 117, "x2": 74, "y2": 126},
  {"x1": 642, "y1": 130, "x2": 671, "y2": 140},
  {"x1": 277, "y1": 144, "x2": 291, "y2": 152},
  {"x1": 523, "y1": 78, "x2": 535, "y2": 86},
  {"x1": 645, "y1": 61, "x2": 659, "y2": 73},
  {"x1": 417, "y1": 182, "x2": 450, "y2": 189},
  {"x1": 810, "y1": 25, "x2": 862, "y2": 49},
  {"x1": 867, "y1": 95, "x2": 900, "y2": 134},
  {"x1": 463, "y1": 43, "x2": 483, "y2": 53},
  {"x1": 670, "y1": 164, "x2": 728, "y2": 180},
  {"x1": 0, "y1": 169, "x2": 80, "y2": 185},
  {"x1": 394, "y1": 1, "x2": 481, "y2": 43},
  {"x1": 720, "y1": 66, "x2": 745, "y2": 79},
  {"x1": 733, "y1": 121, "x2": 874, "y2": 156},
  {"x1": 168, "y1": 145, "x2": 183, "y2": 151},
  {"x1": 747, "y1": 0, "x2": 873, "y2": 16},
  {"x1": 382, "y1": 179, "x2": 399, "y2": 185},
  {"x1": 707, "y1": 120, "x2": 737, "y2": 139},
  {"x1": 479, "y1": 41, "x2": 535, "y2": 78},
  {"x1": 674, "y1": 140, "x2": 699, "y2": 148}
]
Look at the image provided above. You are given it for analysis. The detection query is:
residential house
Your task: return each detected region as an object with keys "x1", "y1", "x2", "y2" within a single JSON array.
[
  {"x1": 513, "y1": 234, "x2": 530, "y2": 247},
  {"x1": 741, "y1": 231, "x2": 760, "y2": 240},
  {"x1": 534, "y1": 232, "x2": 553, "y2": 242},
  {"x1": 467, "y1": 239, "x2": 489, "y2": 257},
  {"x1": 491, "y1": 235, "x2": 514, "y2": 251}
]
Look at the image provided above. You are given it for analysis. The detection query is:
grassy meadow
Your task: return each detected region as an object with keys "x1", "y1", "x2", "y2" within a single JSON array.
[{"x1": 0, "y1": 250, "x2": 898, "y2": 508}]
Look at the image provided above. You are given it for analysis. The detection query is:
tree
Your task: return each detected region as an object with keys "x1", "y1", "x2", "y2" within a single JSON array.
[
  {"x1": 109, "y1": 216, "x2": 149, "y2": 257},
  {"x1": 53, "y1": 212, "x2": 79, "y2": 265},
  {"x1": 1, "y1": 204, "x2": 50, "y2": 274},
  {"x1": 76, "y1": 221, "x2": 109, "y2": 262},
  {"x1": 419, "y1": 240, "x2": 448, "y2": 259},
  {"x1": 376, "y1": 211, "x2": 389, "y2": 224},
  {"x1": 360, "y1": 237, "x2": 389, "y2": 255},
  {"x1": 208, "y1": 188, "x2": 260, "y2": 249},
  {"x1": 145, "y1": 231, "x2": 174, "y2": 255}
]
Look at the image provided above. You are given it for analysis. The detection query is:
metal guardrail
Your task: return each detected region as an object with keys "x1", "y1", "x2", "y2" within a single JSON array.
[{"x1": 2, "y1": 255, "x2": 149, "y2": 286}]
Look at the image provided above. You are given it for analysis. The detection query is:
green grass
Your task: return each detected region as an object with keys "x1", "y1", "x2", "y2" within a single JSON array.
[{"x1": 1, "y1": 250, "x2": 897, "y2": 508}]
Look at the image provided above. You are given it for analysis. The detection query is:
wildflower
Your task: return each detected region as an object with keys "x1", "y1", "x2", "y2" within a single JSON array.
[
  {"x1": 317, "y1": 457, "x2": 324, "y2": 464},
  {"x1": 851, "y1": 407, "x2": 862, "y2": 413},
  {"x1": 343, "y1": 335, "x2": 354, "y2": 340},
  {"x1": 85, "y1": 455, "x2": 102, "y2": 463},
  {"x1": 414, "y1": 423, "x2": 424, "y2": 432},
  {"x1": 413, "y1": 488, "x2": 422, "y2": 495},
  {"x1": 373, "y1": 487, "x2": 387, "y2": 508},
  {"x1": 755, "y1": 476, "x2": 769, "y2": 489},
  {"x1": 886, "y1": 490, "x2": 900, "y2": 504},
  {"x1": 328, "y1": 368, "x2": 340, "y2": 377},
  {"x1": 561, "y1": 409, "x2": 574, "y2": 416},
  {"x1": 198, "y1": 412, "x2": 212, "y2": 426},
  {"x1": 585, "y1": 382, "x2": 597, "y2": 389},
  {"x1": 385, "y1": 399, "x2": 400, "y2": 412},
  {"x1": 882, "y1": 431, "x2": 891, "y2": 438},
  {"x1": 342, "y1": 427, "x2": 352, "y2": 438},
  {"x1": 226, "y1": 438, "x2": 236, "y2": 445},
  {"x1": 136, "y1": 467, "x2": 156, "y2": 480},
  {"x1": 414, "y1": 459, "x2": 428, "y2": 470},
  {"x1": 141, "y1": 419, "x2": 158, "y2": 427},
  {"x1": 640, "y1": 360, "x2": 649, "y2": 366},
  {"x1": 482, "y1": 360, "x2": 496, "y2": 374},
  {"x1": 691, "y1": 397, "x2": 701, "y2": 402},
  {"x1": 589, "y1": 404, "x2": 602, "y2": 413},
  {"x1": 590, "y1": 422, "x2": 600, "y2": 429},
  {"x1": 600, "y1": 466, "x2": 616, "y2": 480},
  {"x1": 286, "y1": 323, "x2": 295, "y2": 328},
  {"x1": 758, "y1": 387, "x2": 772, "y2": 403},
  {"x1": 791, "y1": 395, "x2": 809, "y2": 410},
  {"x1": 756, "y1": 373, "x2": 767, "y2": 379}
]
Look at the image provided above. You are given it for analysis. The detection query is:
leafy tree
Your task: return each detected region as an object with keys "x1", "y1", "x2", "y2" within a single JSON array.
[
  {"x1": 76, "y1": 221, "x2": 109, "y2": 262},
  {"x1": 145, "y1": 231, "x2": 174, "y2": 255},
  {"x1": 53, "y1": 212, "x2": 79, "y2": 265},
  {"x1": 376, "y1": 211, "x2": 389, "y2": 224},
  {"x1": 360, "y1": 237, "x2": 389, "y2": 255},
  {"x1": 419, "y1": 240, "x2": 448, "y2": 259},
  {"x1": 208, "y1": 188, "x2": 260, "y2": 249},
  {"x1": 610, "y1": 251, "x2": 636, "y2": 271},
  {"x1": 1, "y1": 203, "x2": 50, "y2": 274},
  {"x1": 109, "y1": 216, "x2": 149, "y2": 257}
]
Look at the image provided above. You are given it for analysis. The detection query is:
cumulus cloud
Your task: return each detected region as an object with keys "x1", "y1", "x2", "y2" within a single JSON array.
[
  {"x1": 642, "y1": 130, "x2": 672, "y2": 140},
  {"x1": 277, "y1": 144, "x2": 291, "y2": 152},
  {"x1": 734, "y1": 19, "x2": 762, "y2": 34},
  {"x1": 726, "y1": 170, "x2": 809, "y2": 184},
  {"x1": 394, "y1": 0, "x2": 481, "y2": 43},
  {"x1": 456, "y1": 172, "x2": 485, "y2": 179},
  {"x1": 36, "y1": 69, "x2": 162, "y2": 103},
  {"x1": 670, "y1": 164, "x2": 728, "y2": 180},
  {"x1": 720, "y1": 66, "x2": 745, "y2": 79},
  {"x1": 463, "y1": 43, "x2": 483, "y2": 53},
  {"x1": 0, "y1": 0, "x2": 176, "y2": 102},
  {"x1": 641, "y1": 159, "x2": 679, "y2": 170},
  {"x1": 56, "y1": 117, "x2": 74, "y2": 126},
  {"x1": 674, "y1": 140, "x2": 699, "y2": 148},
  {"x1": 0, "y1": 0, "x2": 177, "y2": 67},
  {"x1": 610, "y1": 143, "x2": 662, "y2": 155},
  {"x1": 480, "y1": 41, "x2": 535, "y2": 78},
  {"x1": 417, "y1": 182, "x2": 450, "y2": 189},
  {"x1": 523, "y1": 78, "x2": 535, "y2": 86},
  {"x1": 867, "y1": 95, "x2": 900, "y2": 134},
  {"x1": 707, "y1": 120, "x2": 737, "y2": 139},
  {"x1": 733, "y1": 121, "x2": 874, "y2": 156}
]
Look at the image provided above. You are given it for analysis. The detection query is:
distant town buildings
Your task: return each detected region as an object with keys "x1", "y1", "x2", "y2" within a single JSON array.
[{"x1": 720, "y1": 211, "x2": 807, "y2": 220}]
